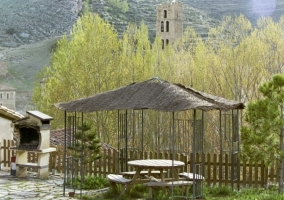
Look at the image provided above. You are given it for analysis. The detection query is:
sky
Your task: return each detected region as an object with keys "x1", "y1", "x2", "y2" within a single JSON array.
[
  {"x1": 183, "y1": 0, "x2": 283, "y2": 24},
  {"x1": 250, "y1": 0, "x2": 277, "y2": 17}
]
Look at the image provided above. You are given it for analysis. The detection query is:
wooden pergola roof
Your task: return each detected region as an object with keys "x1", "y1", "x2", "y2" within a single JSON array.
[{"x1": 54, "y1": 77, "x2": 245, "y2": 112}]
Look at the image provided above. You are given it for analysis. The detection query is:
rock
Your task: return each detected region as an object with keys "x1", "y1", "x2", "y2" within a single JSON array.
[
  {"x1": 1, "y1": 42, "x2": 19, "y2": 48},
  {"x1": 20, "y1": 33, "x2": 30, "y2": 38}
]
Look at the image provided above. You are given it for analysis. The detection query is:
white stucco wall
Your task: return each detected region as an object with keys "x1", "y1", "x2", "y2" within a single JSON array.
[
  {"x1": 0, "y1": 117, "x2": 13, "y2": 141},
  {"x1": 0, "y1": 117, "x2": 13, "y2": 169}
]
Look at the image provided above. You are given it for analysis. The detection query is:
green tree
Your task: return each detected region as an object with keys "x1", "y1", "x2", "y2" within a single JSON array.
[
  {"x1": 108, "y1": 0, "x2": 129, "y2": 13},
  {"x1": 68, "y1": 122, "x2": 102, "y2": 164},
  {"x1": 33, "y1": 13, "x2": 155, "y2": 145},
  {"x1": 241, "y1": 74, "x2": 284, "y2": 193},
  {"x1": 206, "y1": 15, "x2": 269, "y2": 102},
  {"x1": 207, "y1": 14, "x2": 252, "y2": 48},
  {"x1": 256, "y1": 17, "x2": 284, "y2": 75},
  {"x1": 68, "y1": 121, "x2": 101, "y2": 183},
  {"x1": 119, "y1": 22, "x2": 153, "y2": 82},
  {"x1": 172, "y1": 26, "x2": 200, "y2": 86},
  {"x1": 33, "y1": 13, "x2": 120, "y2": 129}
]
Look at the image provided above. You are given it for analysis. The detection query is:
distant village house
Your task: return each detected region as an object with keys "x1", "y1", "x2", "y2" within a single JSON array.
[{"x1": 0, "y1": 84, "x2": 16, "y2": 111}]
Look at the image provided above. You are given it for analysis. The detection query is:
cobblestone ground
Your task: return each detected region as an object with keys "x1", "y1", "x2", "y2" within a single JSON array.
[{"x1": 0, "y1": 168, "x2": 105, "y2": 200}]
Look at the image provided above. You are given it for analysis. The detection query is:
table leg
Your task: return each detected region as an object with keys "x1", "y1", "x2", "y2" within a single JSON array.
[
  {"x1": 149, "y1": 187, "x2": 153, "y2": 199},
  {"x1": 126, "y1": 167, "x2": 142, "y2": 192},
  {"x1": 174, "y1": 170, "x2": 179, "y2": 181},
  {"x1": 160, "y1": 169, "x2": 165, "y2": 182},
  {"x1": 148, "y1": 169, "x2": 151, "y2": 176}
]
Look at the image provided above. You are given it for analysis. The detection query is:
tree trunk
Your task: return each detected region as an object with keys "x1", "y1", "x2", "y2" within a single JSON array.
[{"x1": 279, "y1": 105, "x2": 284, "y2": 194}]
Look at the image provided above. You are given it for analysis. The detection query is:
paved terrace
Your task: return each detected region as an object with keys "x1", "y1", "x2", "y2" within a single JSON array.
[{"x1": 0, "y1": 168, "x2": 105, "y2": 200}]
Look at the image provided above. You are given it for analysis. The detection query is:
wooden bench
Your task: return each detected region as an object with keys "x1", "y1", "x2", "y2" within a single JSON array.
[
  {"x1": 143, "y1": 181, "x2": 193, "y2": 198},
  {"x1": 120, "y1": 170, "x2": 166, "y2": 179},
  {"x1": 178, "y1": 172, "x2": 204, "y2": 197},
  {"x1": 178, "y1": 172, "x2": 204, "y2": 180},
  {"x1": 107, "y1": 174, "x2": 132, "y2": 194}
]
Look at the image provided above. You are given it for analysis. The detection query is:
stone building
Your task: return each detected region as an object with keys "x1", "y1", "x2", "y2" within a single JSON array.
[
  {"x1": 0, "y1": 85, "x2": 16, "y2": 111},
  {"x1": 156, "y1": 1, "x2": 183, "y2": 48}
]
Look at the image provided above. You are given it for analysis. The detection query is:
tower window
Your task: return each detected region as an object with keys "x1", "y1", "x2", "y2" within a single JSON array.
[
  {"x1": 166, "y1": 21, "x2": 169, "y2": 32},
  {"x1": 166, "y1": 39, "x2": 169, "y2": 45},
  {"x1": 161, "y1": 21, "x2": 164, "y2": 32},
  {"x1": 7, "y1": 93, "x2": 9, "y2": 99},
  {"x1": 162, "y1": 39, "x2": 164, "y2": 49},
  {"x1": 0, "y1": 93, "x2": 2, "y2": 99},
  {"x1": 164, "y1": 10, "x2": 167, "y2": 18}
]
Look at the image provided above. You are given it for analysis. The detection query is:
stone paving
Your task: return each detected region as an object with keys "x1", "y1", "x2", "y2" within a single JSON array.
[{"x1": 0, "y1": 168, "x2": 105, "y2": 200}]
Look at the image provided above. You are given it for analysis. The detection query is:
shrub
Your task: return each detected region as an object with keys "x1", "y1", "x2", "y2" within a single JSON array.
[
  {"x1": 50, "y1": 40, "x2": 59, "y2": 53},
  {"x1": 103, "y1": 186, "x2": 120, "y2": 199},
  {"x1": 129, "y1": 184, "x2": 148, "y2": 199},
  {"x1": 66, "y1": 175, "x2": 109, "y2": 190},
  {"x1": 6, "y1": 28, "x2": 17, "y2": 35},
  {"x1": 205, "y1": 185, "x2": 234, "y2": 197}
]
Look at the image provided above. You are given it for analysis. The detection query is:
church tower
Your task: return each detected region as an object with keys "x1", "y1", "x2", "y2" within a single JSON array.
[{"x1": 156, "y1": 1, "x2": 183, "y2": 48}]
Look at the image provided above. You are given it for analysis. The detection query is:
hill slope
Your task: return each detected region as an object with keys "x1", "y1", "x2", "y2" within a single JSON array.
[
  {"x1": 0, "y1": 0, "x2": 218, "y2": 93},
  {"x1": 0, "y1": 37, "x2": 60, "y2": 91}
]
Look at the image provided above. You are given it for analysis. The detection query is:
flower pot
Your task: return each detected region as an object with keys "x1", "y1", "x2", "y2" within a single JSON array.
[{"x1": 68, "y1": 192, "x2": 75, "y2": 197}]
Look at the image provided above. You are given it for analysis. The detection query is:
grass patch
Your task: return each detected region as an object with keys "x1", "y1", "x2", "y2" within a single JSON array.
[
  {"x1": 83, "y1": 184, "x2": 284, "y2": 200},
  {"x1": 2, "y1": 37, "x2": 58, "y2": 91},
  {"x1": 66, "y1": 175, "x2": 110, "y2": 190},
  {"x1": 204, "y1": 185, "x2": 284, "y2": 200},
  {"x1": 205, "y1": 185, "x2": 234, "y2": 197}
]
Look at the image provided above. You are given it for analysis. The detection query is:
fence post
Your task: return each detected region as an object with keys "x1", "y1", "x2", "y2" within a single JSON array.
[
  {"x1": 213, "y1": 154, "x2": 217, "y2": 186},
  {"x1": 207, "y1": 153, "x2": 211, "y2": 187},
  {"x1": 4, "y1": 140, "x2": 7, "y2": 167},
  {"x1": 249, "y1": 160, "x2": 253, "y2": 187},
  {"x1": 241, "y1": 159, "x2": 245, "y2": 187},
  {"x1": 103, "y1": 148, "x2": 106, "y2": 177},
  {"x1": 260, "y1": 161, "x2": 266, "y2": 188},
  {"x1": 219, "y1": 153, "x2": 223, "y2": 186},
  {"x1": 107, "y1": 149, "x2": 112, "y2": 175},
  {"x1": 0, "y1": 141, "x2": 1, "y2": 170},
  {"x1": 113, "y1": 149, "x2": 119, "y2": 174},
  {"x1": 254, "y1": 162, "x2": 259, "y2": 188}
]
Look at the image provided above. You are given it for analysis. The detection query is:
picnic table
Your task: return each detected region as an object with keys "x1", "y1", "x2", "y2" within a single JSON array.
[
  {"x1": 128, "y1": 159, "x2": 185, "y2": 183},
  {"x1": 127, "y1": 159, "x2": 193, "y2": 198},
  {"x1": 108, "y1": 159, "x2": 200, "y2": 198},
  {"x1": 107, "y1": 159, "x2": 193, "y2": 197}
]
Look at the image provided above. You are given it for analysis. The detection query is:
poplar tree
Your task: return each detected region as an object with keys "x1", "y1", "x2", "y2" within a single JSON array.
[
  {"x1": 33, "y1": 12, "x2": 120, "y2": 128},
  {"x1": 256, "y1": 17, "x2": 284, "y2": 75}
]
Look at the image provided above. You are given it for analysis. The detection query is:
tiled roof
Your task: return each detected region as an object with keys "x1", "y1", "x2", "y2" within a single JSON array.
[
  {"x1": 0, "y1": 105, "x2": 24, "y2": 120},
  {"x1": 0, "y1": 84, "x2": 16, "y2": 91},
  {"x1": 50, "y1": 129, "x2": 66, "y2": 146},
  {"x1": 50, "y1": 129, "x2": 114, "y2": 151}
]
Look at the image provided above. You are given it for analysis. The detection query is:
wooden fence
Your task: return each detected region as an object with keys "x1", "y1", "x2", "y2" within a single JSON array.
[{"x1": 0, "y1": 139, "x2": 279, "y2": 188}]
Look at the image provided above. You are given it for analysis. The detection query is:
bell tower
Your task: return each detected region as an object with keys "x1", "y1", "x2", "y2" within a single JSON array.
[{"x1": 156, "y1": 1, "x2": 183, "y2": 48}]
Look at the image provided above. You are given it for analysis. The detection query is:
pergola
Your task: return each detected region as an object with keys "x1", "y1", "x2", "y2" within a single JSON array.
[{"x1": 55, "y1": 77, "x2": 245, "y2": 199}]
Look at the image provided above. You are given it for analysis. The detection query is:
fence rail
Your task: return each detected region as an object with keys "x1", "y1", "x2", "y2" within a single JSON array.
[{"x1": 0, "y1": 139, "x2": 279, "y2": 188}]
